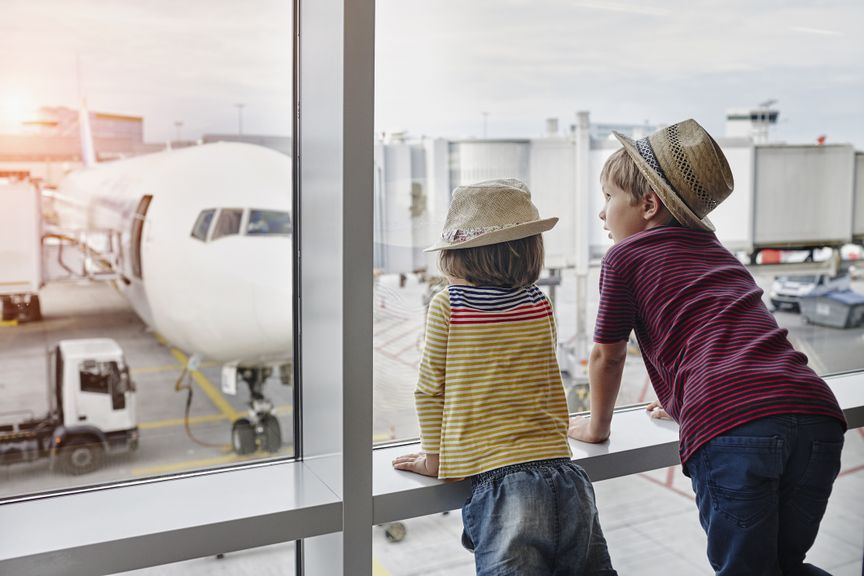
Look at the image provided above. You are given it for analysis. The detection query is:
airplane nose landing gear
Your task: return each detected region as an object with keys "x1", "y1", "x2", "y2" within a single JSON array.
[{"x1": 231, "y1": 367, "x2": 282, "y2": 455}]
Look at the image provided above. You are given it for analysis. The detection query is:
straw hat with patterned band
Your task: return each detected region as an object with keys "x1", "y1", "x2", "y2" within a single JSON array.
[
  {"x1": 613, "y1": 118, "x2": 734, "y2": 232},
  {"x1": 425, "y1": 178, "x2": 557, "y2": 252}
]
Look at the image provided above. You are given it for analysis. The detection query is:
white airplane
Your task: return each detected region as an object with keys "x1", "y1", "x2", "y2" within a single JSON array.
[{"x1": 49, "y1": 104, "x2": 293, "y2": 454}]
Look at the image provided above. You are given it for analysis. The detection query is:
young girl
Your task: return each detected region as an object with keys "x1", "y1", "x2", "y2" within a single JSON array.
[{"x1": 393, "y1": 178, "x2": 616, "y2": 575}]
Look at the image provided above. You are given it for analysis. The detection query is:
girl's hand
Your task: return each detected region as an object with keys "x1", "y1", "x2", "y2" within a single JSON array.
[
  {"x1": 646, "y1": 400, "x2": 672, "y2": 420},
  {"x1": 392, "y1": 452, "x2": 440, "y2": 477},
  {"x1": 568, "y1": 416, "x2": 610, "y2": 443}
]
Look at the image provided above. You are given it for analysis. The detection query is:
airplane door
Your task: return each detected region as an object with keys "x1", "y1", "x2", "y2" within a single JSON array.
[{"x1": 130, "y1": 195, "x2": 152, "y2": 279}]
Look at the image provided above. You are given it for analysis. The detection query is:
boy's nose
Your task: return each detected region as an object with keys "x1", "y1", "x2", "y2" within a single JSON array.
[{"x1": 599, "y1": 209, "x2": 606, "y2": 220}]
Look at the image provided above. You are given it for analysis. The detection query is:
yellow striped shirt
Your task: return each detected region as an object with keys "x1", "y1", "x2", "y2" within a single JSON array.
[{"x1": 416, "y1": 284, "x2": 571, "y2": 478}]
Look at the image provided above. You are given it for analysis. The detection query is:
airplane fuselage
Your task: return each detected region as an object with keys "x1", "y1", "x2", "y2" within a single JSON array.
[{"x1": 57, "y1": 142, "x2": 293, "y2": 365}]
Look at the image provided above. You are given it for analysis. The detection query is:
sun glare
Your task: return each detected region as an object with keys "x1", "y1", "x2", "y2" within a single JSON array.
[{"x1": 0, "y1": 94, "x2": 35, "y2": 132}]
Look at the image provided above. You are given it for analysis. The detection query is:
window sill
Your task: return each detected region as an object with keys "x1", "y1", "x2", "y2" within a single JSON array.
[
  {"x1": 0, "y1": 459, "x2": 342, "y2": 575},
  {"x1": 1, "y1": 371, "x2": 860, "y2": 575},
  {"x1": 373, "y1": 370, "x2": 863, "y2": 524}
]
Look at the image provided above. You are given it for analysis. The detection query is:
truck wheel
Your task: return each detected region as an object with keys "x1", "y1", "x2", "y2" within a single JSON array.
[
  {"x1": 260, "y1": 414, "x2": 282, "y2": 453},
  {"x1": 27, "y1": 295, "x2": 42, "y2": 322},
  {"x1": 1, "y1": 297, "x2": 15, "y2": 321},
  {"x1": 60, "y1": 440, "x2": 104, "y2": 475},
  {"x1": 232, "y1": 418, "x2": 256, "y2": 455}
]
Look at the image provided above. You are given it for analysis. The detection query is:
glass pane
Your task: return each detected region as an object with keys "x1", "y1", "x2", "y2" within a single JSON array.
[
  {"x1": 373, "y1": 512, "x2": 475, "y2": 575},
  {"x1": 374, "y1": 0, "x2": 864, "y2": 444},
  {"x1": 191, "y1": 209, "x2": 216, "y2": 241},
  {"x1": 211, "y1": 208, "x2": 244, "y2": 240},
  {"x1": 0, "y1": 0, "x2": 294, "y2": 501},
  {"x1": 247, "y1": 209, "x2": 292, "y2": 236},
  {"x1": 112, "y1": 541, "x2": 296, "y2": 575}
]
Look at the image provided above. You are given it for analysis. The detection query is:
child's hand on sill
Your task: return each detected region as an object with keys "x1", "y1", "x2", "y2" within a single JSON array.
[
  {"x1": 568, "y1": 416, "x2": 610, "y2": 443},
  {"x1": 392, "y1": 452, "x2": 440, "y2": 478},
  {"x1": 646, "y1": 400, "x2": 672, "y2": 420}
]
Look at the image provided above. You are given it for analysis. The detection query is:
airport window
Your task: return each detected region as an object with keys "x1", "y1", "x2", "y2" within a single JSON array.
[
  {"x1": 0, "y1": 0, "x2": 295, "y2": 504},
  {"x1": 247, "y1": 209, "x2": 292, "y2": 236},
  {"x1": 211, "y1": 208, "x2": 244, "y2": 240},
  {"x1": 2, "y1": 2, "x2": 863, "y2": 576},
  {"x1": 372, "y1": 0, "x2": 864, "y2": 451},
  {"x1": 191, "y1": 209, "x2": 216, "y2": 241}
]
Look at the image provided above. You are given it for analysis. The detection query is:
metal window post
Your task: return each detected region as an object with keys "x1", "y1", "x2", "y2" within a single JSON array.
[{"x1": 297, "y1": 0, "x2": 375, "y2": 574}]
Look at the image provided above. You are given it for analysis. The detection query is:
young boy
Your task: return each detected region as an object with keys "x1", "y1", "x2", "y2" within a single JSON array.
[
  {"x1": 569, "y1": 119, "x2": 847, "y2": 575},
  {"x1": 393, "y1": 178, "x2": 617, "y2": 575}
]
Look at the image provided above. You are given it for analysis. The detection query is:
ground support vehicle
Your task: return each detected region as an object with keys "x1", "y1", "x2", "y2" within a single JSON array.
[
  {"x1": 0, "y1": 179, "x2": 43, "y2": 322},
  {"x1": 0, "y1": 339, "x2": 139, "y2": 474}
]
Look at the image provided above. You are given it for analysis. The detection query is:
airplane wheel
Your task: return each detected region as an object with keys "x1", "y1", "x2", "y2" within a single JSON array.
[
  {"x1": 232, "y1": 418, "x2": 256, "y2": 455},
  {"x1": 260, "y1": 414, "x2": 282, "y2": 453},
  {"x1": 60, "y1": 439, "x2": 104, "y2": 475},
  {"x1": 384, "y1": 522, "x2": 406, "y2": 543}
]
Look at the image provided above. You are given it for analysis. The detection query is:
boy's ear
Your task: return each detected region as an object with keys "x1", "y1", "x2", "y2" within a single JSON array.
[{"x1": 641, "y1": 191, "x2": 663, "y2": 220}]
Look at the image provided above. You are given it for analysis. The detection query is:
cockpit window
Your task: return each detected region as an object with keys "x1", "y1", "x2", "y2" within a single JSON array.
[
  {"x1": 247, "y1": 209, "x2": 292, "y2": 236},
  {"x1": 211, "y1": 208, "x2": 244, "y2": 240},
  {"x1": 191, "y1": 209, "x2": 216, "y2": 241}
]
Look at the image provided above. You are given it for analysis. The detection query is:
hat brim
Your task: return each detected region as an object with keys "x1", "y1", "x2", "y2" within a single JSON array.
[
  {"x1": 424, "y1": 217, "x2": 558, "y2": 252},
  {"x1": 613, "y1": 132, "x2": 714, "y2": 233}
]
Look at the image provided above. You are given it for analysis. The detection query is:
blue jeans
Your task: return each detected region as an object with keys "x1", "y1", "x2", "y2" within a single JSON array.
[
  {"x1": 684, "y1": 415, "x2": 845, "y2": 576},
  {"x1": 461, "y1": 458, "x2": 617, "y2": 575}
]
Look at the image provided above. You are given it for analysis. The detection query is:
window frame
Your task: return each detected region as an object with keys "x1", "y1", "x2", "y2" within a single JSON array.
[{"x1": 1, "y1": 3, "x2": 863, "y2": 576}]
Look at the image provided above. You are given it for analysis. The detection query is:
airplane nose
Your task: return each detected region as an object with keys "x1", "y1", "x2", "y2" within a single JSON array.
[{"x1": 156, "y1": 236, "x2": 293, "y2": 363}]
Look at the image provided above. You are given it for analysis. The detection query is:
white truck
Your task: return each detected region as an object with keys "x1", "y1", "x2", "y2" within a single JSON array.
[
  {"x1": 0, "y1": 338, "x2": 139, "y2": 474},
  {"x1": 0, "y1": 179, "x2": 43, "y2": 322}
]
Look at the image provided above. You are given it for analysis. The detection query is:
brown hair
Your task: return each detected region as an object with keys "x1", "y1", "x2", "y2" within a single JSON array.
[{"x1": 439, "y1": 234, "x2": 544, "y2": 288}]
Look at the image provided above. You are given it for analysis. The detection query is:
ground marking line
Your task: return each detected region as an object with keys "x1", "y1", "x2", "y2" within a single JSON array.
[{"x1": 131, "y1": 447, "x2": 294, "y2": 476}]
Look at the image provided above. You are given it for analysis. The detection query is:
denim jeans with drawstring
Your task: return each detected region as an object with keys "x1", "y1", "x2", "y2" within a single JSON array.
[{"x1": 461, "y1": 458, "x2": 617, "y2": 576}]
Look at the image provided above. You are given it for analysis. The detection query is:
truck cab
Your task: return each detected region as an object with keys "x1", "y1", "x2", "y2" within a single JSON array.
[{"x1": 48, "y1": 339, "x2": 139, "y2": 474}]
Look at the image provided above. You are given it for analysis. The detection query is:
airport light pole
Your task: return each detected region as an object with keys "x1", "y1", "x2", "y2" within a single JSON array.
[{"x1": 174, "y1": 121, "x2": 183, "y2": 142}]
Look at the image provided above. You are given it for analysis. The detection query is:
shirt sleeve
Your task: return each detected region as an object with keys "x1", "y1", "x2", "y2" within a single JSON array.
[
  {"x1": 415, "y1": 289, "x2": 450, "y2": 453},
  {"x1": 594, "y1": 261, "x2": 636, "y2": 344}
]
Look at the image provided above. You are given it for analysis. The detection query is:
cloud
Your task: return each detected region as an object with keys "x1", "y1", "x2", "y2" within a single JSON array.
[{"x1": 2, "y1": 0, "x2": 862, "y2": 147}]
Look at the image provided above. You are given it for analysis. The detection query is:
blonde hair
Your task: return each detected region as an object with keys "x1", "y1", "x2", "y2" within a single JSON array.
[
  {"x1": 439, "y1": 235, "x2": 544, "y2": 289},
  {"x1": 600, "y1": 148, "x2": 655, "y2": 206},
  {"x1": 601, "y1": 148, "x2": 680, "y2": 225}
]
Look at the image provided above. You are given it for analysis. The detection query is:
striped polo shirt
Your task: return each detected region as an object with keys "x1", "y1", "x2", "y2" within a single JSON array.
[
  {"x1": 595, "y1": 226, "x2": 846, "y2": 465},
  {"x1": 416, "y1": 284, "x2": 571, "y2": 479}
]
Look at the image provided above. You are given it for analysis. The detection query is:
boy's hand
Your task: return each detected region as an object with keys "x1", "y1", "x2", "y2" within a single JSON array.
[
  {"x1": 568, "y1": 416, "x2": 610, "y2": 443},
  {"x1": 392, "y1": 452, "x2": 440, "y2": 477},
  {"x1": 646, "y1": 400, "x2": 672, "y2": 420}
]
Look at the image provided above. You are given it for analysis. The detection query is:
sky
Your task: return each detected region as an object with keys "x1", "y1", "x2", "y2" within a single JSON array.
[{"x1": 1, "y1": 0, "x2": 862, "y2": 147}]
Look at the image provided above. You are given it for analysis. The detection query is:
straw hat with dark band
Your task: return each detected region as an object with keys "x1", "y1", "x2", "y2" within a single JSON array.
[
  {"x1": 613, "y1": 119, "x2": 734, "y2": 232},
  {"x1": 425, "y1": 178, "x2": 557, "y2": 252}
]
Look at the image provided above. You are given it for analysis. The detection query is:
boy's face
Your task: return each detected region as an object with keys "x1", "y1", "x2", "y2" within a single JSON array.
[{"x1": 599, "y1": 180, "x2": 650, "y2": 243}]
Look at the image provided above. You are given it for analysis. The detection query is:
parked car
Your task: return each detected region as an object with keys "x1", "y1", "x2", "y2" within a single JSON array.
[{"x1": 770, "y1": 274, "x2": 852, "y2": 312}]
